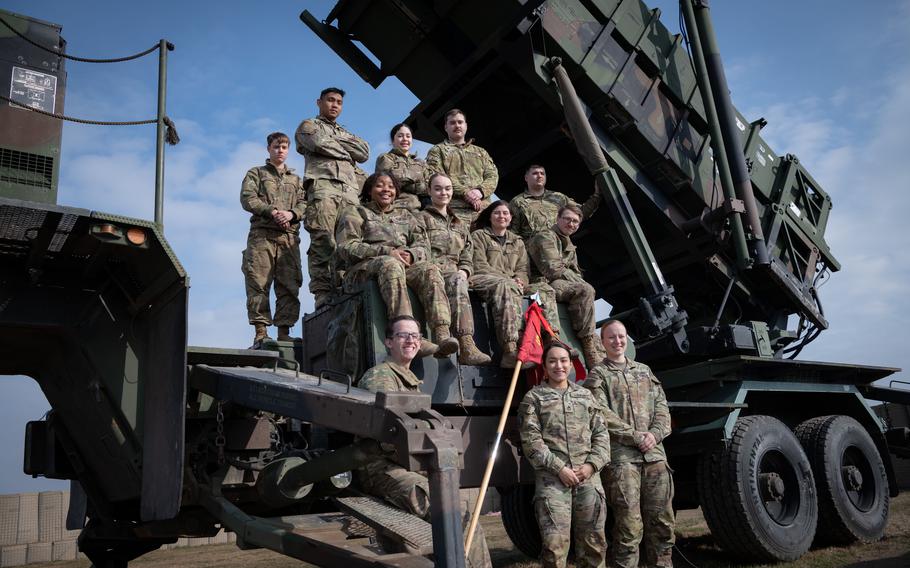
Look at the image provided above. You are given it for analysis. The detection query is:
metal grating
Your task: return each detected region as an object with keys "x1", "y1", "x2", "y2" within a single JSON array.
[
  {"x1": 0, "y1": 205, "x2": 47, "y2": 242},
  {"x1": 48, "y1": 214, "x2": 77, "y2": 252},
  {"x1": 0, "y1": 148, "x2": 54, "y2": 189}
]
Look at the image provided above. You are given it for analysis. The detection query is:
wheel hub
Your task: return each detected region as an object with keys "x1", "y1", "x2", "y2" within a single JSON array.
[
  {"x1": 842, "y1": 464, "x2": 863, "y2": 492},
  {"x1": 759, "y1": 472, "x2": 786, "y2": 502}
]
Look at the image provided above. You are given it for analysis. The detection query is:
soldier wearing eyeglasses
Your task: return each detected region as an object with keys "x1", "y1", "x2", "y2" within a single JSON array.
[{"x1": 355, "y1": 315, "x2": 492, "y2": 567}]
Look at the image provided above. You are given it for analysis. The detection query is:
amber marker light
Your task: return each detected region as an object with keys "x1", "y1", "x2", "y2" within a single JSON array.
[
  {"x1": 93, "y1": 223, "x2": 122, "y2": 240},
  {"x1": 126, "y1": 227, "x2": 147, "y2": 246}
]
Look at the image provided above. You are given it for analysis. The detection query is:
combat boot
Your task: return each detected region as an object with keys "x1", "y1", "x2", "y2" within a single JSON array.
[
  {"x1": 500, "y1": 341, "x2": 535, "y2": 370},
  {"x1": 457, "y1": 335, "x2": 492, "y2": 366},
  {"x1": 433, "y1": 325, "x2": 460, "y2": 358},
  {"x1": 579, "y1": 334, "x2": 603, "y2": 370},
  {"x1": 277, "y1": 325, "x2": 296, "y2": 341},
  {"x1": 417, "y1": 336, "x2": 439, "y2": 358},
  {"x1": 250, "y1": 323, "x2": 271, "y2": 349}
]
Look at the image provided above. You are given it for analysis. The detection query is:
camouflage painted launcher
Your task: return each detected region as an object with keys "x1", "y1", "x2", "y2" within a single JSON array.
[{"x1": 304, "y1": 0, "x2": 839, "y2": 363}]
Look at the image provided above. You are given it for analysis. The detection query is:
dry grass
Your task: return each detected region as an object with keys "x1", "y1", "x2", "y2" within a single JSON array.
[{"x1": 29, "y1": 493, "x2": 910, "y2": 567}]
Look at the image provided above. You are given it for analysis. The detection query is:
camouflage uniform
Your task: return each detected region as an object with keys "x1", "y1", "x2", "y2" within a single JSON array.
[
  {"x1": 425, "y1": 139, "x2": 498, "y2": 223},
  {"x1": 527, "y1": 225, "x2": 596, "y2": 337},
  {"x1": 375, "y1": 149, "x2": 427, "y2": 211},
  {"x1": 469, "y1": 227, "x2": 528, "y2": 346},
  {"x1": 239, "y1": 160, "x2": 306, "y2": 327},
  {"x1": 336, "y1": 202, "x2": 451, "y2": 328},
  {"x1": 510, "y1": 188, "x2": 601, "y2": 240},
  {"x1": 417, "y1": 207, "x2": 474, "y2": 335},
  {"x1": 295, "y1": 116, "x2": 370, "y2": 303},
  {"x1": 356, "y1": 361, "x2": 492, "y2": 568},
  {"x1": 519, "y1": 381, "x2": 610, "y2": 568},
  {"x1": 583, "y1": 358, "x2": 675, "y2": 568}
]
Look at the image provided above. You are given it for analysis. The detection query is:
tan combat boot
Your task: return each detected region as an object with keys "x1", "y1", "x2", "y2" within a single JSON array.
[
  {"x1": 417, "y1": 336, "x2": 439, "y2": 358},
  {"x1": 251, "y1": 323, "x2": 270, "y2": 349},
  {"x1": 277, "y1": 325, "x2": 295, "y2": 341},
  {"x1": 457, "y1": 335, "x2": 492, "y2": 366},
  {"x1": 500, "y1": 341, "x2": 519, "y2": 369},
  {"x1": 433, "y1": 325, "x2": 460, "y2": 358},
  {"x1": 579, "y1": 334, "x2": 603, "y2": 370}
]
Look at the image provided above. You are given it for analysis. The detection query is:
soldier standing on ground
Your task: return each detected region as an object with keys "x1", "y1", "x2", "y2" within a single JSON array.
[
  {"x1": 510, "y1": 164, "x2": 601, "y2": 240},
  {"x1": 295, "y1": 87, "x2": 370, "y2": 308},
  {"x1": 240, "y1": 131, "x2": 306, "y2": 347},
  {"x1": 335, "y1": 172, "x2": 458, "y2": 358},
  {"x1": 583, "y1": 319, "x2": 675, "y2": 568},
  {"x1": 527, "y1": 204, "x2": 602, "y2": 368},
  {"x1": 519, "y1": 340, "x2": 610, "y2": 568},
  {"x1": 417, "y1": 173, "x2": 491, "y2": 365},
  {"x1": 374, "y1": 123, "x2": 427, "y2": 211},
  {"x1": 469, "y1": 200, "x2": 531, "y2": 368},
  {"x1": 425, "y1": 109, "x2": 498, "y2": 224},
  {"x1": 356, "y1": 315, "x2": 492, "y2": 567}
]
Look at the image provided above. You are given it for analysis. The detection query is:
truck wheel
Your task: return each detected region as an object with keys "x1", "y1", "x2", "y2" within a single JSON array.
[
  {"x1": 698, "y1": 415, "x2": 817, "y2": 562},
  {"x1": 499, "y1": 484, "x2": 540, "y2": 558},
  {"x1": 795, "y1": 415, "x2": 890, "y2": 544}
]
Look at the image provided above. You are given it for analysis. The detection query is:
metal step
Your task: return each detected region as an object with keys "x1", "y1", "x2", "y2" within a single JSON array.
[{"x1": 335, "y1": 496, "x2": 434, "y2": 555}]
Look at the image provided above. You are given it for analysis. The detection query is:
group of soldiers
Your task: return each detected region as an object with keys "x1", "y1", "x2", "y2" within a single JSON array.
[{"x1": 238, "y1": 87, "x2": 676, "y2": 567}]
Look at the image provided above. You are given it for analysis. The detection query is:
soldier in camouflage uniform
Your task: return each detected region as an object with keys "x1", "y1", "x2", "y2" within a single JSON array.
[
  {"x1": 425, "y1": 109, "x2": 498, "y2": 224},
  {"x1": 295, "y1": 87, "x2": 370, "y2": 308},
  {"x1": 335, "y1": 172, "x2": 458, "y2": 358},
  {"x1": 374, "y1": 123, "x2": 427, "y2": 211},
  {"x1": 527, "y1": 204, "x2": 602, "y2": 368},
  {"x1": 469, "y1": 200, "x2": 531, "y2": 368},
  {"x1": 510, "y1": 164, "x2": 601, "y2": 240},
  {"x1": 583, "y1": 320, "x2": 675, "y2": 568},
  {"x1": 356, "y1": 315, "x2": 492, "y2": 567},
  {"x1": 240, "y1": 132, "x2": 306, "y2": 346},
  {"x1": 519, "y1": 341, "x2": 610, "y2": 568},
  {"x1": 417, "y1": 173, "x2": 491, "y2": 365}
]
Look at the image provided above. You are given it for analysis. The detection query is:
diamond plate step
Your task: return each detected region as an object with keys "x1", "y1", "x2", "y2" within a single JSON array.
[{"x1": 335, "y1": 496, "x2": 433, "y2": 555}]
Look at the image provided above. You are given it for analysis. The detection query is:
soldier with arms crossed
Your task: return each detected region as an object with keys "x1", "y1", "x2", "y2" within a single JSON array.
[
  {"x1": 240, "y1": 131, "x2": 306, "y2": 346},
  {"x1": 583, "y1": 319, "x2": 675, "y2": 568},
  {"x1": 519, "y1": 340, "x2": 610, "y2": 568},
  {"x1": 295, "y1": 87, "x2": 369, "y2": 308},
  {"x1": 425, "y1": 109, "x2": 498, "y2": 224}
]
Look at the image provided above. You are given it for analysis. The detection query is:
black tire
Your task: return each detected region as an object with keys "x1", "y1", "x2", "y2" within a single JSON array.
[
  {"x1": 499, "y1": 484, "x2": 540, "y2": 559},
  {"x1": 697, "y1": 415, "x2": 818, "y2": 562},
  {"x1": 795, "y1": 415, "x2": 890, "y2": 544}
]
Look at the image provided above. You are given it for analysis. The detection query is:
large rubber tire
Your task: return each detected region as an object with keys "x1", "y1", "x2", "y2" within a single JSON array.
[
  {"x1": 795, "y1": 415, "x2": 890, "y2": 544},
  {"x1": 499, "y1": 484, "x2": 541, "y2": 559},
  {"x1": 698, "y1": 415, "x2": 818, "y2": 562}
]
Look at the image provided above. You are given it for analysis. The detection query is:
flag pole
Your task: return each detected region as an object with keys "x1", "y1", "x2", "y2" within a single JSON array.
[{"x1": 464, "y1": 356, "x2": 523, "y2": 553}]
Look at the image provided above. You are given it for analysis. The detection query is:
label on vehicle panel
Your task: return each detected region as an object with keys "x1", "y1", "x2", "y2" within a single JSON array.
[{"x1": 9, "y1": 67, "x2": 57, "y2": 113}]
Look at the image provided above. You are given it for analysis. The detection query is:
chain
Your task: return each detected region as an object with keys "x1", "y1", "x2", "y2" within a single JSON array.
[{"x1": 215, "y1": 402, "x2": 226, "y2": 466}]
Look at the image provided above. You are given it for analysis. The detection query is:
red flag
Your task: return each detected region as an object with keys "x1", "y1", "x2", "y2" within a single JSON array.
[{"x1": 517, "y1": 302, "x2": 587, "y2": 385}]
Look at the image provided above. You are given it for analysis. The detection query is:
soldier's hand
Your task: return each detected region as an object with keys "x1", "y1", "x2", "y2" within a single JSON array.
[
  {"x1": 573, "y1": 463, "x2": 595, "y2": 482},
  {"x1": 272, "y1": 209, "x2": 294, "y2": 225},
  {"x1": 558, "y1": 466, "x2": 580, "y2": 487},
  {"x1": 638, "y1": 431, "x2": 657, "y2": 453},
  {"x1": 513, "y1": 277, "x2": 525, "y2": 290},
  {"x1": 457, "y1": 269, "x2": 469, "y2": 282},
  {"x1": 391, "y1": 248, "x2": 412, "y2": 267},
  {"x1": 466, "y1": 188, "x2": 484, "y2": 210}
]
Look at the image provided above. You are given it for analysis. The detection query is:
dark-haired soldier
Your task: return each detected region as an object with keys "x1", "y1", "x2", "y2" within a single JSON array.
[
  {"x1": 295, "y1": 87, "x2": 370, "y2": 308},
  {"x1": 425, "y1": 109, "x2": 498, "y2": 224},
  {"x1": 510, "y1": 164, "x2": 601, "y2": 240},
  {"x1": 356, "y1": 315, "x2": 492, "y2": 567},
  {"x1": 374, "y1": 123, "x2": 427, "y2": 211},
  {"x1": 240, "y1": 131, "x2": 306, "y2": 346}
]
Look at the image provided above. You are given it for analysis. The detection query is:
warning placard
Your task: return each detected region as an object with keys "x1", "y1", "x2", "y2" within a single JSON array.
[{"x1": 9, "y1": 67, "x2": 57, "y2": 113}]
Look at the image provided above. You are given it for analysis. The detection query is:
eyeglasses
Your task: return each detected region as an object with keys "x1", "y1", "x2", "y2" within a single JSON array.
[
  {"x1": 391, "y1": 332, "x2": 422, "y2": 341},
  {"x1": 559, "y1": 216, "x2": 580, "y2": 225}
]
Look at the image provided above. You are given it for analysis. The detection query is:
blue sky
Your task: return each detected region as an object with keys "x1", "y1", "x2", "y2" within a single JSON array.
[{"x1": 1, "y1": 1, "x2": 908, "y2": 493}]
